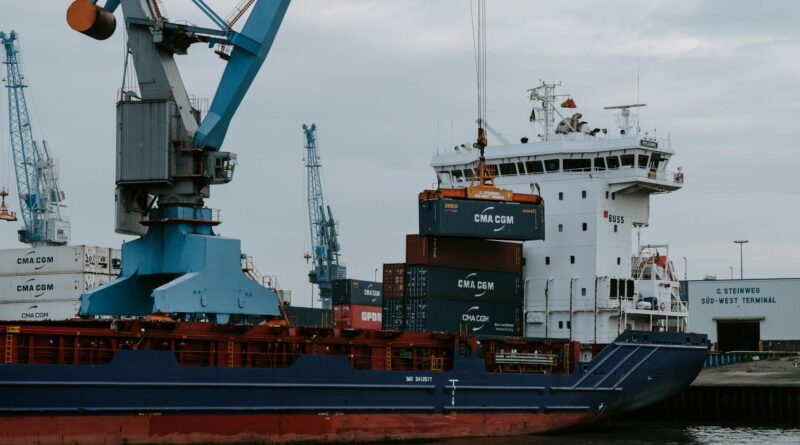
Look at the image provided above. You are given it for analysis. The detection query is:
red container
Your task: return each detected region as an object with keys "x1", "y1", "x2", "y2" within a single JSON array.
[
  {"x1": 382, "y1": 263, "x2": 406, "y2": 299},
  {"x1": 333, "y1": 304, "x2": 383, "y2": 330},
  {"x1": 405, "y1": 235, "x2": 523, "y2": 273}
]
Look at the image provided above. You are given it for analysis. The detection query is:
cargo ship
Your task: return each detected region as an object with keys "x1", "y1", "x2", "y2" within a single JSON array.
[{"x1": 0, "y1": 1, "x2": 708, "y2": 444}]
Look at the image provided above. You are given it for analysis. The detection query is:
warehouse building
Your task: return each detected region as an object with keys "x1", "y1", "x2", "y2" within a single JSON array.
[{"x1": 686, "y1": 278, "x2": 800, "y2": 352}]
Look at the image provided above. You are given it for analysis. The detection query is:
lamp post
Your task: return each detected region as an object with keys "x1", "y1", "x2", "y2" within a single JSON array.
[
  {"x1": 374, "y1": 268, "x2": 379, "y2": 282},
  {"x1": 729, "y1": 266, "x2": 734, "y2": 279},
  {"x1": 733, "y1": 240, "x2": 748, "y2": 279},
  {"x1": 682, "y1": 257, "x2": 687, "y2": 280}
]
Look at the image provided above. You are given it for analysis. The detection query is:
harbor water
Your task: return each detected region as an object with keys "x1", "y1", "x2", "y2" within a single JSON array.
[{"x1": 413, "y1": 420, "x2": 800, "y2": 445}]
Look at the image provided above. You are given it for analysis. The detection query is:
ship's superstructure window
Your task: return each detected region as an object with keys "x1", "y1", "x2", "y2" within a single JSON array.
[
  {"x1": 611, "y1": 192, "x2": 616, "y2": 200},
  {"x1": 605, "y1": 191, "x2": 609, "y2": 199},
  {"x1": 545, "y1": 256, "x2": 550, "y2": 265},
  {"x1": 581, "y1": 288, "x2": 587, "y2": 296},
  {"x1": 567, "y1": 321, "x2": 571, "y2": 329},
  {"x1": 499, "y1": 162, "x2": 517, "y2": 176},
  {"x1": 594, "y1": 157, "x2": 606, "y2": 171},
  {"x1": 526, "y1": 160, "x2": 544, "y2": 174},
  {"x1": 463, "y1": 168, "x2": 474, "y2": 180},
  {"x1": 487, "y1": 164, "x2": 498, "y2": 176},
  {"x1": 638, "y1": 155, "x2": 649, "y2": 169},
  {"x1": 559, "y1": 321, "x2": 564, "y2": 329},
  {"x1": 614, "y1": 225, "x2": 618, "y2": 233},
  {"x1": 582, "y1": 222, "x2": 587, "y2": 231},
  {"x1": 544, "y1": 159, "x2": 560, "y2": 172},
  {"x1": 451, "y1": 170, "x2": 463, "y2": 182},
  {"x1": 558, "y1": 224, "x2": 563, "y2": 232},
  {"x1": 581, "y1": 190, "x2": 587, "y2": 199},
  {"x1": 517, "y1": 161, "x2": 526, "y2": 174},
  {"x1": 570, "y1": 255, "x2": 575, "y2": 264},
  {"x1": 563, "y1": 158, "x2": 590, "y2": 172},
  {"x1": 621, "y1": 154, "x2": 635, "y2": 168},
  {"x1": 558, "y1": 192, "x2": 563, "y2": 200},
  {"x1": 606, "y1": 156, "x2": 620, "y2": 169},
  {"x1": 617, "y1": 257, "x2": 621, "y2": 265}
]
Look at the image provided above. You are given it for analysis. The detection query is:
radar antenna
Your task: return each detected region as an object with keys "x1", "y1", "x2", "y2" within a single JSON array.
[{"x1": 603, "y1": 103, "x2": 646, "y2": 135}]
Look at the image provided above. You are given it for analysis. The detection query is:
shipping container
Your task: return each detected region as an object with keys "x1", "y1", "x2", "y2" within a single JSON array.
[
  {"x1": 0, "y1": 273, "x2": 114, "y2": 303},
  {"x1": 418, "y1": 198, "x2": 544, "y2": 241},
  {"x1": 382, "y1": 263, "x2": 406, "y2": 299},
  {"x1": 0, "y1": 299, "x2": 81, "y2": 321},
  {"x1": 333, "y1": 304, "x2": 383, "y2": 330},
  {"x1": 110, "y1": 248, "x2": 122, "y2": 275},
  {"x1": 381, "y1": 298, "x2": 405, "y2": 331},
  {"x1": 405, "y1": 234, "x2": 523, "y2": 273},
  {"x1": 405, "y1": 266, "x2": 521, "y2": 304},
  {"x1": 404, "y1": 297, "x2": 521, "y2": 337},
  {"x1": 284, "y1": 305, "x2": 332, "y2": 328},
  {"x1": 332, "y1": 279, "x2": 382, "y2": 306},
  {"x1": 0, "y1": 245, "x2": 117, "y2": 276}
]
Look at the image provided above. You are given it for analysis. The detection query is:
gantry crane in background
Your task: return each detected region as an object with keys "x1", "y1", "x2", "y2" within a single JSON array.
[
  {"x1": 302, "y1": 123, "x2": 345, "y2": 309},
  {"x1": 0, "y1": 31, "x2": 71, "y2": 246}
]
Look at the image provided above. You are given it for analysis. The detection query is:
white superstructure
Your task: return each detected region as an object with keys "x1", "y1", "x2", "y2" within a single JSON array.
[{"x1": 432, "y1": 81, "x2": 687, "y2": 345}]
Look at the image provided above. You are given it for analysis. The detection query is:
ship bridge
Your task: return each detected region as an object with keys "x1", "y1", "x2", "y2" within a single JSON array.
[{"x1": 431, "y1": 133, "x2": 684, "y2": 196}]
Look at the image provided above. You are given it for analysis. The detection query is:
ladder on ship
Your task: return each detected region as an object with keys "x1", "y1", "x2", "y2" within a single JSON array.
[{"x1": 4, "y1": 327, "x2": 19, "y2": 364}]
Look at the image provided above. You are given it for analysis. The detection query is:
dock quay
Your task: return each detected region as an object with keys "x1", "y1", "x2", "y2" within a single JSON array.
[{"x1": 633, "y1": 353, "x2": 800, "y2": 422}]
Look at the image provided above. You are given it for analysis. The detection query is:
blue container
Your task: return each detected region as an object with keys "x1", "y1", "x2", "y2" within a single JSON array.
[{"x1": 418, "y1": 198, "x2": 544, "y2": 240}]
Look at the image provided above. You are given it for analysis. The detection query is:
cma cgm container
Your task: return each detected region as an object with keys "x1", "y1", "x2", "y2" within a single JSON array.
[
  {"x1": 405, "y1": 265, "x2": 521, "y2": 304},
  {"x1": 0, "y1": 273, "x2": 113, "y2": 303},
  {"x1": 405, "y1": 234, "x2": 523, "y2": 273},
  {"x1": 333, "y1": 304, "x2": 382, "y2": 330},
  {"x1": 0, "y1": 299, "x2": 81, "y2": 321},
  {"x1": 0, "y1": 245, "x2": 119, "y2": 275},
  {"x1": 332, "y1": 279, "x2": 382, "y2": 306},
  {"x1": 382, "y1": 263, "x2": 405, "y2": 298},
  {"x1": 284, "y1": 306, "x2": 332, "y2": 328},
  {"x1": 405, "y1": 297, "x2": 521, "y2": 336},
  {"x1": 418, "y1": 198, "x2": 544, "y2": 240}
]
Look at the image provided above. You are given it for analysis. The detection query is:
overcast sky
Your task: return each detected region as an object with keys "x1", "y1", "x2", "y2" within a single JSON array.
[{"x1": 0, "y1": 1, "x2": 798, "y2": 307}]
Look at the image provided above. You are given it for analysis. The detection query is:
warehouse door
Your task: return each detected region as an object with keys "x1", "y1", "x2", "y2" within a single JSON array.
[{"x1": 717, "y1": 320, "x2": 760, "y2": 352}]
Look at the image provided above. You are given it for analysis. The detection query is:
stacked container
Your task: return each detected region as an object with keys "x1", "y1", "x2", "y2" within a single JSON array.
[
  {"x1": 0, "y1": 245, "x2": 122, "y2": 321},
  {"x1": 381, "y1": 190, "x2": 544, "y2": 337},
  {"x1": 331, "y1": 279, "x2": 382, "y2": 330}
]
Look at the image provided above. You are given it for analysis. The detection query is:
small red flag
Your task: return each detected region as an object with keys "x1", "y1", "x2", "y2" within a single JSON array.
[{"x1": 561, "y1": 98, "x2": 576, "y2": 108}]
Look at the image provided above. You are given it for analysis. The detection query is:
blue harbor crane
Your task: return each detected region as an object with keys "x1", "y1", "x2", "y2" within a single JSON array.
[
  {"x1": 0, "y1": 31, "x2": 71, "y2": 246},
  {"x1": 69, "y1": 0, "x2": 290, "y2": 323},
  {"x1": 302, "y1": 123, "x2": 345, "y2": 309}
]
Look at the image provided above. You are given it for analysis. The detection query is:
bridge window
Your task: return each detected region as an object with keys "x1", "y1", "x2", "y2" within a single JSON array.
[
  {"x1": 438, "y1": 171, "x2": 452, "y2": 183},
  {"x1": 582, "y1": 222, "x2": 587, "y2": 231},
  {"x1": 610, "y1": 279, "x2": 618, "y2": 299},
  {"x1": 526, "y1": 160, "x2": 544, "y2": 174},
  {"x1": 487, "y1": 164, "x2": 499, "y2": 176},
  {"x1": 594, "y1": 157, "x2": 606, "y2": 171},
  {"x1": 570, "y1": 255, "x2": 575, "y2": 264},
  {"x1": 545, "y1": 256, "x2": 550, "y2": 265},
  {"x1": 544, "y1": 159, "x2": 560, "y2": 172},
  {"x1": 621, "y1": 154, "x2": 635, "y2": 168},
  {"x1": 451, "y1": 170, "x2": 463, "y2": 182},
  {"x1": 638, "y1": 154, "x2": 649, "y2": 169},
  {"x1": 463, "y1": 168, "x2": 475, "y2": 180},
  {"x1": 606, "y1": 156, "x2": 620, "y2": 169},
  {"x1": 517, "y1": 162, "x2": 526, "y2": 174},
  {"x1": 499, "y1": 162, "x2": 518, "y2": 176},
  {"x1": 563, "y1": 158, "x2": 591, "y2": 172}
]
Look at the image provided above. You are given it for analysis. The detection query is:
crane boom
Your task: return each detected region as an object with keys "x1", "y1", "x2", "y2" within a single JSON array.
[
  {"x1": 302, "y1": 123, "x2": 345, "y2": 308},
  {"x1": 0, "y1": 31, "x2": 70, "y2": 246}
]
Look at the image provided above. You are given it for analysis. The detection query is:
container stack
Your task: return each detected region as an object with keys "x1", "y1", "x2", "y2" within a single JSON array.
[
  {"x1": 332, "y1": 279, "x2": 382, "y2": 330},
  {"x1": 284, "y1": 305, "x2": 332, "y2": 328},
  {"x1": 0, "y1": 245, "x2": 122, "y2": 321},
  {"x1": 382, "y1": 189, "x2": 544, "y2": 336}
]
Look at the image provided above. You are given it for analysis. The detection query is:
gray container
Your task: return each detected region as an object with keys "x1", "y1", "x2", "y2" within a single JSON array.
[
  {"x1": 284, "y1": 305, "x2": 332, "y2": 328},
  {"x1": 418, "y1": 198, "x2": 544, "y2": 241},
  {"x1": 332, "y1": 279, "x2": 382, "y2": 306},
  {"x1": 405, "y1": 266, "x2": 521, "y2": 304},
  {"x1": 405, "y1": 297, "x2": 521, "y2": 337}
]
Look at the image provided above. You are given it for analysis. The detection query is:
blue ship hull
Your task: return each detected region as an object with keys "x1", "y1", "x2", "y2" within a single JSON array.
[{"x1": 0, "y1": 329, "x2": 707, "y2": 443}]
